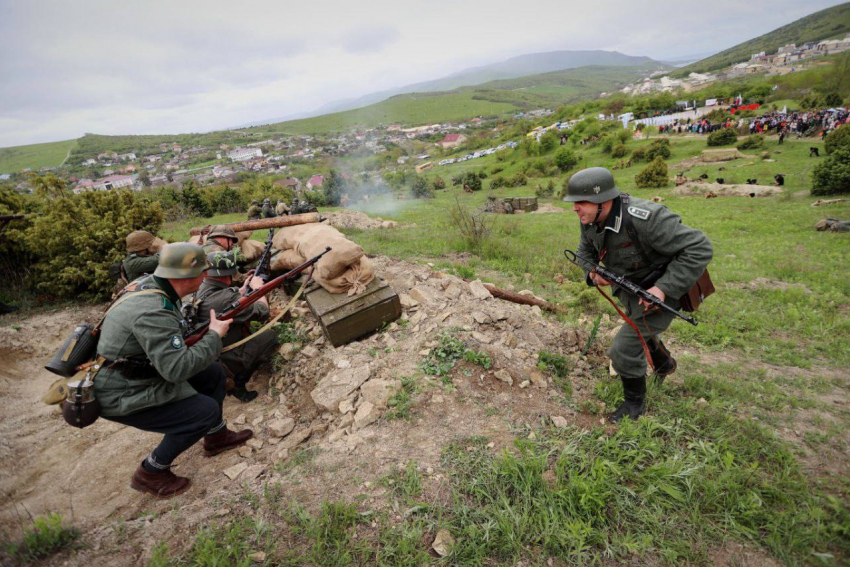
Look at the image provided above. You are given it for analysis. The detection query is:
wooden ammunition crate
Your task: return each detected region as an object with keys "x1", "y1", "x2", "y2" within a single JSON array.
[{"x1": 304, "y1": 277, "x2": 401, "y2": 347}]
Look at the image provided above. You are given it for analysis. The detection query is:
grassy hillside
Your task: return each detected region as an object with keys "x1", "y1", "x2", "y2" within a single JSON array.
[
  {"x1": 675, "y1": 2, "x2": 850, "y2": 76},
  {"x1": 254, "y1": 65, "x2": 662, "y2": 136},
  {"x1": 0, "y1": 139, "x2": 77, "y2": 173}
]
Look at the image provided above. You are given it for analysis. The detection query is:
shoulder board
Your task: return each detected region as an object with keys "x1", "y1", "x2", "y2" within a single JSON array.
[{"x1": 627, "y1": 206, "x2": 651, "y2": 221}]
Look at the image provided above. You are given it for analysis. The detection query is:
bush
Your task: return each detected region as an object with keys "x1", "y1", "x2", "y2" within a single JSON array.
[
  {"x1": 824, "y1": 125, "x2": 850, "y2": 155},
  {"x1": 737, "y1": 135, "x2": 764, "y2": 150},
  {"x1": 508, "y1": 172, "x2": 527, "y2": 187},
  {"x1": 449, "y1": 197, "x2": 489, "y2": 251},
  {"x1": 600, "y1": 135, "x2": 616, "y2": 154},
  {"x1": 811, "y1": 147, "x2": 850, "y2": 195},
  {"x1": 431, "y1": 176, "x2": 446, "y2": 190},
  {"x1": 611, "y1": 144, "x2": 628, "y2": 158},
  {"x1": 554, "y1": 147, "x2": 578, "y2": 172},
  {"x1": 707, "y1": 128, "x2": 738, "y2": 147},
  {"x1": 634, "y1": 157, "x2": 669, "y2": 188},
  {"x1": 477, "y1": 170, "x2": 488, "y2": 179},
  {"x1": 24, "y1": 191, "x2": 162, "y2": 299},
  {"x1": 491, "y1": 167, "x2": 504, "y2": 175},
  {"x1": 462, "y1": 171, "x2": 483, "y2": 192},
  {"x1": 535, "y1": 180, "x2": 556, "y2": 198},
  {"x1": 646, "y1": 138, "x2": 671, "y2": 160},
  {"x1": 631, "y1": 147, "x2": 647, "y2": 162},
  {"x1": 410, "y1": 176, "x2": 434, "y2": 198},
  {"x1": 6, "y1": 513, "x2": 80, "y2": 561},
  {"x1": 539, "y1": 131, "x2": 558, "y2": 154},
  {"x1": 616, "y1": 129, "x2": 631, "y2": 144}
]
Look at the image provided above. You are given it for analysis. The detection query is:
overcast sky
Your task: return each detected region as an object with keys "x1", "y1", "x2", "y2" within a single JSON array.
[{"x1": 0, "y1": 0, "x2": 844, "y2": 147}]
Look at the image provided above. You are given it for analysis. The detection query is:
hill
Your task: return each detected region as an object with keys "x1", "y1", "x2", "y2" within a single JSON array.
[
  {"x1": 251, "y1": 64, "x2": 665, "y2": 136},
  {"x1": 0, "y1": 139, "x2": 77, "y2": 174},
  {"x1": 675, "y1": 2, "x2": 850, "y2": 76},
  {"x1": 293, "y1": 50, "x2": 661, "y2": 119}
]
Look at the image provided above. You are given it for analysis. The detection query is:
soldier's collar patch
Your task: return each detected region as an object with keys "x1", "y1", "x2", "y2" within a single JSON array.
[
  {"x1": 627, "y1": 206, "x2": 651, "y2": 220},
  {"x1": 170, "y1": 335, "x2": 184, "y2": 349}
]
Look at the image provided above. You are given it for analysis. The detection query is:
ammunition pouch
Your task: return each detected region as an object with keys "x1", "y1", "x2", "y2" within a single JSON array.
[{"x1": 680, "y1": 269, "x2": 715, "y2": 312}]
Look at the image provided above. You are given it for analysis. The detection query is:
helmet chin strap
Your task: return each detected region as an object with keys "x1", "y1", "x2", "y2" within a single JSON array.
[{"x1": 592, "y1": 202, "x2": 603, "y2": 225}]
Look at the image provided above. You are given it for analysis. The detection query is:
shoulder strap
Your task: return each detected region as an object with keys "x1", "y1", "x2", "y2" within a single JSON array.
[
  {"x1": 94, "y1": 288, "x2": 169, "y2": 332},
  {"x1": 619, "y1": 194, "x2": 654, "y2": 268}
]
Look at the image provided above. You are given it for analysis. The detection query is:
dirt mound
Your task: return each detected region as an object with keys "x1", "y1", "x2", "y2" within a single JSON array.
[
  {"x1": 531, "y1": 204, "x2": 567, "y2": 214},
  {"x1": 674, "y1": 182, "x2": 781, "y2": 197},
  {"x1": 324, "y1": 210, "x2": 399, "y2": 230},
  {"x1": 0, "y1": 257, "x2": 615, "y2": 564}
]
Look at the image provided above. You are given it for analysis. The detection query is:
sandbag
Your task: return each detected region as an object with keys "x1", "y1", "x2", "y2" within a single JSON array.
[
  {"x1": 272, "y1": 224, "x2": 314, "y2": 251},
  {"x1": 315, "y1": 256, "x2": 376, "y2": 296},
  {"x1": 270, "y1": 249, "x2": 305, "y2": 272},
  {"x1": 273, "y1": 224, "x2": 364, "y2": 281},
  {"x1": 235, "y1": 231, "x2": 253, "y2": 245},
  {"x1": 238, "y1": 239, "x2": 265, "y2": 263}
]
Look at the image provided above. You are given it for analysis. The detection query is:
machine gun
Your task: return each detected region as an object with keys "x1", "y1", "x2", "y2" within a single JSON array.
[
  {"x1": 563, "y1": 249, "x2": 697, "y2": 326},
  {"x1": 251, "y1": 229, "x2": 275, "y2": 284},
  {"x1": 185, "y1": 247, "x2": 331, "y2": 346}
]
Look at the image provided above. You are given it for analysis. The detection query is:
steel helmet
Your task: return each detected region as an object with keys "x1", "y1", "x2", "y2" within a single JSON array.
[
  {"x1": 126, "y1": 230, "x2": 155, "y2": 253},
  {"x1": 206, "y1": 251, "x2": 238, "y2": 277},
  {"x1": 153, "y1": 243, "x2": 209, "y2": 279},
  {"x1": 562, "y1": 167, "x2": 621, "y2": 204},
  {"x1": 207, "y1": 225, "x2": 238, "y2": 242}
]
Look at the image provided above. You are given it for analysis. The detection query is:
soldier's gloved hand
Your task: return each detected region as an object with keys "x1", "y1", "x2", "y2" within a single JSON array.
[{"x1": 208, "y1": 309, "x2": 232, "y2": 338}]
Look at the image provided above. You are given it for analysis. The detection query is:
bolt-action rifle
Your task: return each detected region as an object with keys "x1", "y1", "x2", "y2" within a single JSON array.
[
  {"x1": 185, "y1": 246, "x2": 331, "y2": 346},
  {"x1": 563, "y1": 249, "x2": 697, "y2": 326}
]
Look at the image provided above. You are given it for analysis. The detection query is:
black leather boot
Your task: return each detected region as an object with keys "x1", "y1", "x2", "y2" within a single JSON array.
[
  {"x1": 609, "y1": 376, "x2": 647, "y2": 423},
  {"x1": 226, "y1": 367, "x2": 258, "y2": 403},
  {"x1": 649, "y1": 337, "x2": 677, "y2": 385}
]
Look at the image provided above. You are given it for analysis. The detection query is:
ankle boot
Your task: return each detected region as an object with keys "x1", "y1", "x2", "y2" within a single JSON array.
[
  {"x1": 130, "y1": 463, "x2": 190, "y2": 498},
  {"x1": 609, "y1": 377, "x2": 647, "y2": 423},
  {"x1": 229, "y1": 385, "x2": 258, "y2": 403},
  {"x1": 203, "y1": 426, "x2": 253, "y2": 457},
  {"x1": 649, "y1": 337, "x2": 677, "y2": 384}
]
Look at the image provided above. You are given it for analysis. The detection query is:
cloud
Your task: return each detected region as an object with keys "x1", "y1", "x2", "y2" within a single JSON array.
[{"x1": 0, "y1": 0, "x2": 845, "y2": 147}]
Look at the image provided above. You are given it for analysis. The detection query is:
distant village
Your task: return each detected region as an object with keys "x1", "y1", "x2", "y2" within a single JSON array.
[{"x1": 620, "y1": 33, "x2": 850, "y2": 96}]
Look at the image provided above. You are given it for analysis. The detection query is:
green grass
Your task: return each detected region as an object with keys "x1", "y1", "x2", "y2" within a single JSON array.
[
  {"x1": 0, "y1": 139, "x2": 78, "y2": 173},
  {"x1": 4, "y1": 513, "x2": 80, "y2": 562}
]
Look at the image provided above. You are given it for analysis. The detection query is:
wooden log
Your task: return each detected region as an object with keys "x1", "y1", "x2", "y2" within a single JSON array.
[
  {"x1": 189, "y1": 213, "x2": 323, "y2": 235},
  {"x1": 462, "y1": 279, "x2": 566, "y2": 313}
]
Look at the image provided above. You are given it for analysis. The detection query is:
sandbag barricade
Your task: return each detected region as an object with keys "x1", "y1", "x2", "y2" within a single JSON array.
[{"x1": 271, "y1": 224, "x2": 375, "y2": 295}]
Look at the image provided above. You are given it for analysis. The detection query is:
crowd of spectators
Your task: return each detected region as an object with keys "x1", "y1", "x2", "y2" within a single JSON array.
[{"x1": 747, "y1": 108, "x2": 849, "y2": 139}]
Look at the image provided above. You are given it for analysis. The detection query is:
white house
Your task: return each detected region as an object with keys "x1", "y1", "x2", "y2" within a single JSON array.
[
  {"x1": 119, "y1": 153, "x2": 137, "y2": 161},
  {"x1": 228, "y1": 147, "x2": 263, "y2": 162},
  {"x1": 73, "y1": 174, "x2": 135, "y2": 194}
]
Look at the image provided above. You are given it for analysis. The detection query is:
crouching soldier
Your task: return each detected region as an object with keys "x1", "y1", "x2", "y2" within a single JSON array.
[
  {"x1": 194, "y1": 251, "x2": 278, "y2": 402},
  {"x1": 247, "y1": 201, "x2": 262, "y2": 220},
  {"x1": 95, "y1": 243, "x2": 253, "y2": 498},
  {"x1": 123, "y1": 230, "x2": 160, "y2": 283}
]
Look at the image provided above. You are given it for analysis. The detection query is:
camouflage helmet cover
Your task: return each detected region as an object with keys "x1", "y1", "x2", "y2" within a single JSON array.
[
  {"x1": 206, "y1": 251, "x2": 238, "y2": 277},
  {"x1": 153, "y1": 243, "x2": 209, "y2": 279},
  {"x1": 207, "y1": 225, "x2": 238, "y2": 241},
  {"x1": 126, "y1": 230, "x2": 155, "y2": 253},
  {"x1": 562, "y1": 167, "x2": 621, "y2": 204}
]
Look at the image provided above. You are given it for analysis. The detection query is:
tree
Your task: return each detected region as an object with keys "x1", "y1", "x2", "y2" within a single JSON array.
[
  {"x1": 463, "y1": 171, "x2": 482, "y2": 192},
  {"x1": 180, "y1": 181, "x2": 212, "y2": 217},
  {"x1": 539, "y1": 131, "x2": 558, "y2": 154},
  {"x1": 28, "y1": 174, "x2": 69, "y2": 199},
  {"x1": 138, "y1": 168, "x2": 151, "y2": 188},
  {"x1": 635, "y1": 157, "x2": 669, "y2": 188},
  {"x1": 410, "y1": 175, "x2": 434, "y2": 198},
  {"x1": 824, "y1": 125, "x2": 850, "y2": 155},
  {"x1": 554, "y1": 147, "x2": 578, "y2": 172},
  {"x1": 323, "y1": 169, "x2": 347, "y2": 206},
  {"x1": 811, "y1": 147, "x2": 850, "y2": 196}
]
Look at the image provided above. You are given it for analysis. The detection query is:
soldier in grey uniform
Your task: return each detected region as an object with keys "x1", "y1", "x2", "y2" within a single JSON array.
[
  {"x1": 194, "y1": 251, "x2": 278, "y2": 403},
  {"x1": 201, "y1": 225, "x2": 238, "y2": 255},
  {"x1": 95, "y1": 243, "x2": 253, "y2": 498},
  {"x1": 246, "y1": 201, "x2": 262, "y2": 220},
  {"x1": 563, "y1": 167, "x2": 712, "y2": 422},
  {"x1": 123, "y1": 230, "x2": 160, "y2": 282},
  {"x1": 261, "y1": 198, "x2": 277, "y2": 219},
  {"x1": 275, "y1": 199, "x2": 290, "y2": 216}
]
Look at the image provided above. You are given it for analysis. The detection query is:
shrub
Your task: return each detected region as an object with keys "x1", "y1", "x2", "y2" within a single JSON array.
[
  {"x1": 535, "y1": 180, "x2": 555, "y2": 198},
  {"x1": 600, "y1": 135, "x2": 616, "y2": 154},
  {"x1": 462, "y1": 171, "x2": 482, "y2": 192},
  {"x1": 508, "y1": 172, "x2": 527, "y2": 187},
  {"x1": 737, "y1": 135, "x2": 764, "y2": 150},
  {"x1": 634, "y1": 157, "x2": 669, "y2": 188},
  {"x1": 611, "y1": 144, "x2": 628, "y2": 158},
  {"x1": 410, "y1": 176, "x2": 434, "y2": 198},
  {"x1": 554, "y1": 147, "x2": 578, "y2": 172},
  {"x1": 811, "y1": 147, "x2": 850, "y2": 195},
  {"x1": 449, "y1": 197, "x2": 489, "y2": 250},
  {"x1": 559, "y1": 173, "x2": 574, "y2": 199},
  {"x1": 539, "y1": 131, "x2": 558, "y2": 154},
  {"x1": 477, "y1": 170, "x2": 488, "y2": 179},
  {"x1": 490, "y1": 167, "x2": 504, "y2": 175},
  {"x1": 616, "y1": 129, "x2": 631, "y2": 144},
  {"x1": 631, "y1": 147, "x2": 647, "y2": 162},
  {"x1": 646, "y1": 138, "x2": 671, "y2": 160},
  {"x1": 707, "y1": 128, "x2": 738, "y2": 147},
  {"x1": 24, "y1": 190, "x2": 163, "y2": 299},
  {"x1": 431, "y1": 176, "x2": 446, "y2": 190},
  {"x1": 6, "y1": 513, "x2": 80, "y2": 561},
  {"x1": 824, "y1": 125, "x2": 850, "y2": 155}
]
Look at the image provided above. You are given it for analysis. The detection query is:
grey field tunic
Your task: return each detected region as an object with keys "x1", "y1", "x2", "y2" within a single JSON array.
[{"x1": 94, "y1": 276, "x2": 222, "y2": 417}]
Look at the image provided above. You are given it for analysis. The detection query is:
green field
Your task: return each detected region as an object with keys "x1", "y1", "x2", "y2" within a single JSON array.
[
  {"x1": 0, "y1": 139, "x2": 78, "y2": 173},
  {"x1": 156, "y1": 134, "x2": 850, "y2": 564}
]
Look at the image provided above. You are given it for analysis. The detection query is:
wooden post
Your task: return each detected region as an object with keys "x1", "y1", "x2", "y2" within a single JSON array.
[
  {"x1": 462, "y1": 279, "x2": 566, "y2": 313},
  {"x1": 189, "y1": 213, "x2": 323, "y2": 235}
]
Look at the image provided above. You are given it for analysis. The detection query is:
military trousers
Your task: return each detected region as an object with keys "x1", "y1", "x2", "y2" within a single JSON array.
[
  {"x1": 608, "y1": 292, "x2": 678, "y2": 381},
  {"x1": 106, "y1": 363, "x2": 226, "y2": 466}
]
